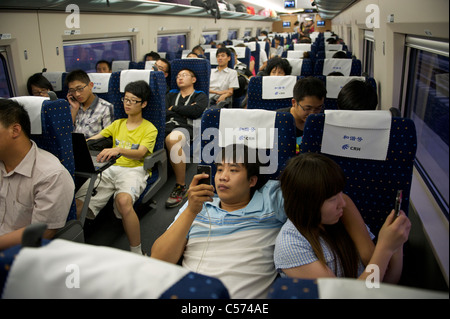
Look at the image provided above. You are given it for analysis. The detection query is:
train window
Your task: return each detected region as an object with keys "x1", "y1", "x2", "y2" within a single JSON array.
[
  {"x1": 202, "y1": 31, "x2": 219, "y2": 45},
  {"x1": 363, "y1": 30, "x2": 374, "y2": 77},
  {"x1": 403, "y1": 36, "x2": 449, "y2": 216},
  {"x1": 63, "y1": 38, "x2": 132, "y2": 72},
  {"x1": 157, "y1": 33, "x2": 187, "y2": 61},
  {"x1": 0, "y1": 47, "x2": 14, "y2": 98},
  {"x1": 244, "y1": 29, "x2": 252, "y2": 37},
  {"x1": 228, "y1": 29, "x2": 238, "y2": 40}
]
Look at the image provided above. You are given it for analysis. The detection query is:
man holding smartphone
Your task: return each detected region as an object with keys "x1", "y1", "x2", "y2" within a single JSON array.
[{"x1": 66, "y1": 69, "x2": 114, "y2": 139}]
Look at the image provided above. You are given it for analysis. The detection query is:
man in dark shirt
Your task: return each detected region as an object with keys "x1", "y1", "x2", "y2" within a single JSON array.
[
  {"x1": 165, "y1": 68, "x2": 208, "y2": 208},
  {"x1": 277, "y1": 77, "x2": 326, "y2": 153}
]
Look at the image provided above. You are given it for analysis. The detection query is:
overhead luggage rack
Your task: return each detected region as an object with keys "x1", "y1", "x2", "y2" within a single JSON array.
[{"x1": 0, "y1": 0, "x2": 279, "y2": 21}]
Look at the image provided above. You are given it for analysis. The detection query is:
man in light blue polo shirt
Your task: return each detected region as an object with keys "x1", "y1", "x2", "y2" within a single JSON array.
[{"x1": 151, "y1": 144, "x2": 286, "y2": 299}]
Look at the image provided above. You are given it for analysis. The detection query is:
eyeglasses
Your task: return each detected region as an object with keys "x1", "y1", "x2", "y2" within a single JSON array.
[
  {"x1": 176, "y1": 73, "x2": 193, "y2": 79},
  {"x1": 32, "y1": 89, "x2": 49, "y2": 97},
  {"x1": 121, "y1": 97, "x2": 142, "y2": 105},
  {"x1": 68, "y1": 84, "x2": 88, "y2": 95},
  {"x1": 297, "y1": 102, "x2": 323, "y2": 113}
]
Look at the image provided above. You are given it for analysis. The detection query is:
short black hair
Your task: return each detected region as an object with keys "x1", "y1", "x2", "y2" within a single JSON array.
[
  {"x1": 293, "y1": 77, "x2": 327, "y2": 102},
  {"x1": 0, "y1": 99, "x2": 31, "y2": 138},
  {"x1": 331, "y1": 51, "x2": 347, "y2": 59},
  {"x1": 337, "y1": 80, "x2": 378, "y2": 110},
  {"x1": 143, "y1": 51, "x2": 161, "y2": 61},
  {"x1": 266, "y1": 57, "x2": 292, "y2": 75},
  {"x1": 27, "y1": 73, "x2": 53, "y2": 95},
  {"x1": 124, "y1": 80, "x2": 151, "y2": 102},
  {"x1": 96, "y1": 60, "x2": 112, "y2": 70},
  {"x1": 66, "y1": 69, "x2": 90, "y2": 86},
  {"x1": 216, "y1": 47, "x2": 231, "y2": 57}
]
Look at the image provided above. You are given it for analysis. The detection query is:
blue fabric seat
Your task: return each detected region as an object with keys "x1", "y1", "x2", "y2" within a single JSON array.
[
  {"x1": 108, "y1": 70, "x2": 168, "y2": 206},
  {"x1": 300, "y1": 113, "x2": 417, "y2": 236}
]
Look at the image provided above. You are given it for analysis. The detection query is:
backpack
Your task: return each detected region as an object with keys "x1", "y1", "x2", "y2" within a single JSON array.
[{"x1": 234, "y1": 2, "x2": 246, "y2": 12}]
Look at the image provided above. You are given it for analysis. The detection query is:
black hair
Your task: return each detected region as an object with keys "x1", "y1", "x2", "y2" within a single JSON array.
[
  {"x1": 66, "y1": 69, "x2": 90, "y2": 86},
  {"x1": 266, "y1": 56, "x2": 292, "y2": 76},
  {"x1": 332, "y1": 51, "x2": 348, "y2": 59},
  {"x1": 124, "y1": 80, "x2": 151, "y2": 102},
  {"x1": 96, "y1": 60, "x2": 112, "y2": 70},
  {"x1": 27, "y1": 73, "x2": 53, "y2": 95},
  {"x1": 293, "y1": 76, "x2": 327, "y2": 102},
  {"x1": 0, "y1": 99, "x2": 31, "y2": 138},
  {"x1": 143, "y1": 51, "x2": 161, "y2": 61},
  {"x1": 216, "y1": 47, "x2": 231, "y2": 57},
  {"x1": 337, "y1": 80, "x2": 378, "y2": 110}
]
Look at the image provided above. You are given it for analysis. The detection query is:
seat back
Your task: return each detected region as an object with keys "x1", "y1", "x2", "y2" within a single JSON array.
[
  {"x1": 87, "y1": 72, "x2": 113, "y2": 103},
  {"x1": 316, "y1": 75, "x2": 377, "y2": 110},
  {"x1": 108, "y1": 70, "x2": 167, "y2": 204},
  {"x1": 11, "y1": 96, "x2": 77, "y2": 221},
  {"x1": 200, "y1": 108, "x2": 296, "y2": 189},
  {"x1": 314, "y1": 58, "x2": 362, "y2": 76},
  {"x1": 247, "y1": 76, "x2": 300, "y2": 110},
  {"x1": 169, "y1": 58, "x2": 211, "y2": 99},
  {"x1": 300, "y1": 113, "x2": 417, "y2": 236},
  {"x1": 42, "y1": 71, "x2": 68, "y2": 99}
]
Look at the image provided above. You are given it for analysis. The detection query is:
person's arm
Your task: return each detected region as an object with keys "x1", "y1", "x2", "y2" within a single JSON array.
[
  {"x1": 340, "y1": 194, "x2": 375, "y2": 266},
  {"x1": 217, "y1": 88, "x2": 234, "y2": 103},
  {"x1": 151, "y1": 174, "x2": 215, "y2": 263},
  {"x1": 283, "y1": 261, "x2": 336, "y2": 279},
  {"x1": 171, "y1": 93, "x2": 208, "y2": 119},
  {"x1": 0, "y1": 228, "x2": 25, "y2": 250},
  {"x1": 358, "y1": 210, "x2": 410, "y2": 283}
]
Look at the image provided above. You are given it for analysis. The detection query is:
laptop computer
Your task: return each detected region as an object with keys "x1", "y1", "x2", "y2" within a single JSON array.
[{"x1": 72, "y1": 132, "x2": 120, "y2": 173}]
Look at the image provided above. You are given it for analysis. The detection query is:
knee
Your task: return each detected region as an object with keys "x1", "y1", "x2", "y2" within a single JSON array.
[
  {"x1": 115, "y1": 193, "x2": 133, "y2": 217},
  {"x1": 165, "y1": 131, "x2": 186, "y2": 148}
]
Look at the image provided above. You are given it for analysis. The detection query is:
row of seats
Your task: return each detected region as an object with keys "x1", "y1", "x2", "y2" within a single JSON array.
[{"x1": 246, "y1": 75, "x2": 376, "y2": 111}]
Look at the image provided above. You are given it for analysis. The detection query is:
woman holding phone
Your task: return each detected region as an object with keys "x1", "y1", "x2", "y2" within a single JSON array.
[{"x1": 274, "y1": 153, "x2": 411, "y2": 283}]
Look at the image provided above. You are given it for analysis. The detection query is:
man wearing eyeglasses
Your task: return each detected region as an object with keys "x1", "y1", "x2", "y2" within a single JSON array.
[
  {"x1": 66, "y1": 69, "x2": 114, "y2": 138},
  {"x1": 76, "y1": 80, "x2": 158, "y2": 255},
  {"x1": 277, "y1": 77, "x2": 327, "y2": 154},
  {"x1": 165, "y1": 68, "x2": 208, "y2": 208}
]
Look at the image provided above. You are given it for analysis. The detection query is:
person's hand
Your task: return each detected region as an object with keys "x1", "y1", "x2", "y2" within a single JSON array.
[
  {"x1": 96, "y1": 148, "x2": 121, "y2": 163},
  {"x1": 377, "y1": 210, "x2": 411, "y2": 254},
  {"x1": 186, "y1": 174, "x2": 215, "y2": 216},
  {"x1": 67, "y1": 93, "x2": 81, "y2": 110}
]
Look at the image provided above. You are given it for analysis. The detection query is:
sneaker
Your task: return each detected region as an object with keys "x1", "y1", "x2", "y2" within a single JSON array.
[{"x1": 165, "y1": 184, "x2": 188, "y2": 208}]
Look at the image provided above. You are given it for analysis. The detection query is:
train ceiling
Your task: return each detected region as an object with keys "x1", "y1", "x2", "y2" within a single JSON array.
[{"x1": 0, "y1": 0, "x2": 357, "y2": 20}]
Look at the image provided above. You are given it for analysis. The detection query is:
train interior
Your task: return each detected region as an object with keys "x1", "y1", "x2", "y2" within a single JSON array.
[{"x1": 0, "y1": 0, "x2": 448, "y2": 298}]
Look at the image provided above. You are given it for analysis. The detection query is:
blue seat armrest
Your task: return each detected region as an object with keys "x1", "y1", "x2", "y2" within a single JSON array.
[{"x1": 141, "y1": 148, "x2": 168, "y2": 204}]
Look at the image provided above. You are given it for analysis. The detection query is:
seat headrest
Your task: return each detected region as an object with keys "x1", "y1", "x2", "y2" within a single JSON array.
[
  {"x1": 42, "y1": 72, "x2": 64, "y2": 91},
  {"x1": 119, "y1": 70, "x2": 152, "y2": 93},
  {"x1": 88, "y1": 73, "x2": 112, "y2": 93},
  {"x1": 321, "y1": 110, "x2": 392, "y2": 161},
  {"x1": 10, "y1": 96, "x2": 47, "y2": 134},
  {"x1": 219, "y1": 109, "x2": 277, "y2": 149},
  {"x1": 262, "y1": 76, "x2": 297, "y2": 100}
]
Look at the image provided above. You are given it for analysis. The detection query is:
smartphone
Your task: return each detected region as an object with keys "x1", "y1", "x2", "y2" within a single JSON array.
[
  {"x1": 394, "y1": 190, "x2": 403, "y2": 218},
  {"x1": 197, "y1": 165, "x2": 211, "y2": 185}
]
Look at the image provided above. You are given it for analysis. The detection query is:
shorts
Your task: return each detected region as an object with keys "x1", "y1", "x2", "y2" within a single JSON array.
[{"x1": 76, "y1": 166, "x2": 148, "y2": 219}]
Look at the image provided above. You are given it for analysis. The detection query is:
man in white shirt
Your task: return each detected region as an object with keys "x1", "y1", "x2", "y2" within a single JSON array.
[{"x1": 209, "y1": 47, "x2": 239, "y2": 109}]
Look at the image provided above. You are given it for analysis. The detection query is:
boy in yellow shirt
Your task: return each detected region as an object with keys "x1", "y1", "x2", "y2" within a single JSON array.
[{"x1": 76, "y1": 80, "x2": 158, "y2": 255}]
